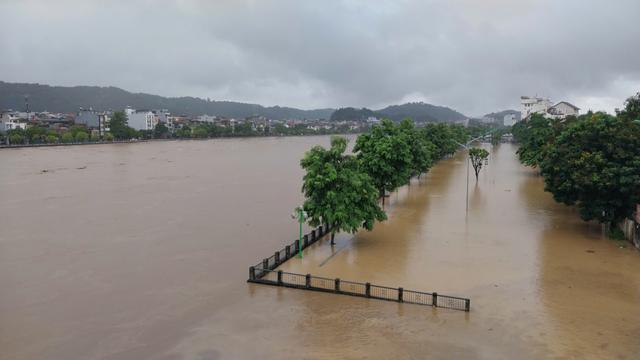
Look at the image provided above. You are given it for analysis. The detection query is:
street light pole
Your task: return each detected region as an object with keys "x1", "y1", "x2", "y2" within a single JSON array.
[
  {"x1": 292, "y1": 206, "x2": 307, "y2": 259},
  {"x1": 466, "y1": 152, "x2": 470, "y2": 214}
]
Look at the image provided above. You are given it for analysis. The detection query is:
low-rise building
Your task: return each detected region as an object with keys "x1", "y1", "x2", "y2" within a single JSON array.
[
  {"x1": 521, "y1": 96, "x2": 580, "y2": 120},
  {"x1": 0, "y1": 111, "x2": 28, "y2": 131}
]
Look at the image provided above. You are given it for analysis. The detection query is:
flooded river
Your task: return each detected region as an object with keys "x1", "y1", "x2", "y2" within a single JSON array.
[{"x1": 1, "y1": 138, "x2": 638, "y2": 360}]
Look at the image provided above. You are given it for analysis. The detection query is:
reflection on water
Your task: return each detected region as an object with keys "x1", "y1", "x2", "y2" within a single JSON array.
[{"x1": 0, "y1": 140, "x2": 638, "y2": 360}]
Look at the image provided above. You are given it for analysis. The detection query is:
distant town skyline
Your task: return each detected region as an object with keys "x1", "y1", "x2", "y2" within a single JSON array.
[{"x1": 1, "y1": 0, "x2": 639, "y2": 116}]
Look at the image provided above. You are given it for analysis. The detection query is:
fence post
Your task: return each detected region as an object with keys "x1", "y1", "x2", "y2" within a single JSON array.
[
  {"x1": 335, "y1": 278, "x2": 340, "y2": 292},
  {"x1": 294, "y1": 240, "x2": 299, "y2": 253},
  {"x1": 318, "y1": 225, "x2": 323, "y2": 236},
  {"x1": 303, "y1": 234, "x2": 309, "y2": 247},
  {"x1": 311, "y1": 230, "x2": 316, "y2": 242},
  {"x1": 305, "y1": 274, "x2": 311, "y2": 288},
  {"x1": 285, "y1": 245, "x2": 291, "y2": 259},
  {"x1": 262, "y1": 258, "x2": 268, "y2": 270},
  {"x1": 465, "y1": 299, "x2": 470, "y2": 312},
  {"x1": 365, "y1": 283, "x2": 371, "y2": 298},
  {"x1": 398, "y1": 287, "x2": 403, "y2": 302},
  {"x1": 277, "y1": 270, "x2": 283, "y2": 285},
  {"x1": 249, "y1": 266, "x2": 256, "y2": 281},
  {"x1": 274, "y1": 251, "x2": 280, "y2": 265},
  {"x1": 432, "y1": 292, "x2": 438, "y2": 307}
]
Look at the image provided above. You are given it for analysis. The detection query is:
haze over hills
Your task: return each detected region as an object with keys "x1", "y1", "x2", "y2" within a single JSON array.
[
  {"x1": 0, "y1": 81, "x2": 334, "y2": 120},
  {"x1": 330, "y1": 103, "x2": 467, "y2": 123},
  {"x1": 481, "y1": 109, "x2": 521, "y2": 122},
  {"x1": 0, "y1": 81, "x2": 473, "y2": 122}
]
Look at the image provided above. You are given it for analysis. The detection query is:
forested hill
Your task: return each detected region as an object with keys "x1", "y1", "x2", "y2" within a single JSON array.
[
  {"x1": 0, "y1": 81, "x2": 334, "y2": 120},
  {"x1": 330, "y1": 102, "x2": 467, "y2": 123}
]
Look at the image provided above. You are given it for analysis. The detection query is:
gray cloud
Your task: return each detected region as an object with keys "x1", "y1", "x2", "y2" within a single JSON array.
[{"x1": 1, "y1": 0, "x2": 639, "y2": 115}]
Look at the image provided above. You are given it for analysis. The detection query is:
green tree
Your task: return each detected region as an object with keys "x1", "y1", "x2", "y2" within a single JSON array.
[
  {"x1": 9, "y1": 133, "x2": 24, "y2": 145},
  {"x1": 46, "y1": 134, "x2": 58, "y2": 144},
  {"x1": 515, "y1": 114, "x2": 554, "y2": 167},
  {"x1": 354, "y1": 119, "x2": 413, "y2": 204},
  {"x1": 61, "y1": 133, "x2": 74, "y2": 143},
  {"x1": 176, "y1": 125, "x2": 191, "y2": 138},
  {"x1": 192, "y1": 125, "x2": 208, "y2": 138},
  {"x1": 26, "y1": 126, "x2": 47, "y2": 143},
  {"x1": 109, "y1": 111, "x2": 133, "y2": 140},
  {"x1": 399, "y1": 118, "x2": 436, "y2": 177},
  {"x1": 469, "y1": 147, "x2": 489, "y2": 180},
  {"x1": 421, "y1": 123, "x2": 461, "y2": 160},
  {"x1": 75, "y1": 131, "x2": 89, "y2": 142},
  {"x1": 540, "y1": 112, "x2": 640, "y2": 228},
  {"x1": 104, "y1": 132, "x2": 114, "y2": 141},
  {"x1": 301, "y1": 136, "x2": 387, "y2": 244},
  {"x1": 153, "y1": 123, "x2": 169, "y2": 138},
  {"x1": 617, "y1": 92, "x2": 640, "y2": 121}
]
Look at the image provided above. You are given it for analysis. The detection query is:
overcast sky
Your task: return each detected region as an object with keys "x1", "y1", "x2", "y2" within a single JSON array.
[{"x1": 1, "y1": 0, "x2": 639, "y2": 116}]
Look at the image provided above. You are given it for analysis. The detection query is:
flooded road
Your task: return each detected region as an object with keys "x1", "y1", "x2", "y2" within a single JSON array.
[{"x1": 1, "y1": 139, "x2": 639, "y2": 360}]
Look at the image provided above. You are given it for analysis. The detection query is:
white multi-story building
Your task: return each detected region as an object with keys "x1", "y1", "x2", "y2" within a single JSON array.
[
  {"x1": 125, "y1": 107, "x2": 157, "y2": 131},
  {"x1": 0, "y1": 111, "x2": 28, "y2": 132},
  {"x1": 520, "y1": 96, "x2": 579, "y2": 120}
]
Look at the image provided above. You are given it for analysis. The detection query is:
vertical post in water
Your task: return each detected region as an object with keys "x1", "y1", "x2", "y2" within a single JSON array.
[
  {"x1": 285, "y1": 245, "x2": 291, "y2": 259},
  {"x1": 305, "y1": 274, "x2": 311, "y2": 288},
  {"x1": 398, "y1": 287, "x2": 403, "y2": 302},
  {"x1": 365, "y1": 283, "x2": 371, "y2": 298},
  {"x1": 274, "y1": 251, "x2": 280, "y2": 265},
  {"x1": 277, "y1": 270, "x2": 283, "y2": 285},
  {"x1": 466, "y1": 152, "x2": 470, "y2": 215},
  {"x1": 262, "y1": 258, "x2": 268, "y2": 270},
  {"x1": 249, "y1": 266, "x2": 256, "y2": 281},
  {"x1": 303, "y1": 234, "x2": 309, "y2": 248},
  {"x1": 298, "y1": 207, "x2": 304, "y2": 258},
  {"x1": 432, "y1": 292, "x2": 438, "y2": 307},
  {"x1": 335, "y1": 278, "x2": 340, "y2": 292},
  {"x1": 465, "y1": 299, "x2": 470, "y2": 312}
]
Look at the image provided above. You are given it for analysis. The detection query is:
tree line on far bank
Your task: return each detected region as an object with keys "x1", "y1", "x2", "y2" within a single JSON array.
[
  {"x1": 1, "y1": 110, "x2": 370, "y2": 146},
  {"x1": 300, "y1": 118, "x2": 469, "y2": 244},
  {"x1": 512, "y1": 92, "x2": 640, "y2": 238}
]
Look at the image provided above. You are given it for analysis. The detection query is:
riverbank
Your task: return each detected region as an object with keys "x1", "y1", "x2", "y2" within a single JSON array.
[{"x1": 0, "y1": 132, "x2": 363, "y2": 150}]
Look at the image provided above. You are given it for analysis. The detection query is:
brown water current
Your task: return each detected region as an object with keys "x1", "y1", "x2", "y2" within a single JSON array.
[{"x1": 0, "y1": 138, "x2": 639, "y2": 360}]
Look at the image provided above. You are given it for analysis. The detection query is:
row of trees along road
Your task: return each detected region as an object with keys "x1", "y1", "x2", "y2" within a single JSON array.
[
  {"x1": 301, "y1": 118, "x2": 468, "y2": 244},
  {"x1": 512, "y1": 92, "x2": 640, "y2": 236}
]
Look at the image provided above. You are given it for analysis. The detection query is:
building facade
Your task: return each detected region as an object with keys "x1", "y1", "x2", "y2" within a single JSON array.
[{"x1": 520, "y1": 96, "x2": 579, "y2": 120}]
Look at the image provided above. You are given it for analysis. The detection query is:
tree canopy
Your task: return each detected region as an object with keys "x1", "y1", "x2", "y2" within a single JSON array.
[
  {"x1": 301, "y1": 136, "x2": 386, "y2": 243},
  {"x1": 539, "y1": 112, "x2": 640, "y2": 226},
  {"x1": 469, "y1": 147, "x2": 489, "y2": 180},
  {"x1": 353, "y1": 119, "x2": 413, "y2": 199}
]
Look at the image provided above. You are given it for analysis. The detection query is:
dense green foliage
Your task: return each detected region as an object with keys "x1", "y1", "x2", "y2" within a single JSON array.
[
  {"x1": 301, "y1": 136, "x2": 387, "y2": 242},
  {"x1": 469, "y1": 147, "x2": 489, "y2": 179},
  {"x1": 109, "y1": 111, "x2": 138, "y2": 140},
  {"x1": 300, "y1": 118, "x2": 470, "y2": 243},
  {"x1": 539, "y1": 112, "x2": 640, "y2": 226},
  {"x1": 512, "y1": 114, "x2": 555, "y2": 167},
  {"x1": 354, "y1": 119, "x2": 414, "y2": 198},
  {"x1": 330, "y1": 102, "x2": 467, "y2": 123},
  {"x1": 514, "y1": 93, "x2": 640, "y2": 230},
  {"x1": 399, "y1": 118, "x2": 436, "y2": 176}
]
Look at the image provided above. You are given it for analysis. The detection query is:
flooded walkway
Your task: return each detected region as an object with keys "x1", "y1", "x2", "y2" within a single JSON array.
[{"x1": 1, "y1": 139, "x2": 638, "y2": 360}]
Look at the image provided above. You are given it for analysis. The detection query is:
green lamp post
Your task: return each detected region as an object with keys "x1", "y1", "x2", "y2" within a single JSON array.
[{"x1": 292, "y1": 206, "x2": 307, "y2": 258}]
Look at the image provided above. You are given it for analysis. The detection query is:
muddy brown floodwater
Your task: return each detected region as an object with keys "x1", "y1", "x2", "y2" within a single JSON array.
[{"x1": 0, "y1": 138, "x2": 639, "y2": 360}]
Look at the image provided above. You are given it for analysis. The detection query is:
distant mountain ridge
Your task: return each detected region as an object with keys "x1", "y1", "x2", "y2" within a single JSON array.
[
  {"x1": 330, "y1": 103, "x2": 467, "y2": 123},
  {"x1": 0, "y1": 81, "x2": 333, "y2": 120},
  {"x1": 0, "y1": 81, "x2": 469, "y2": 122}
]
